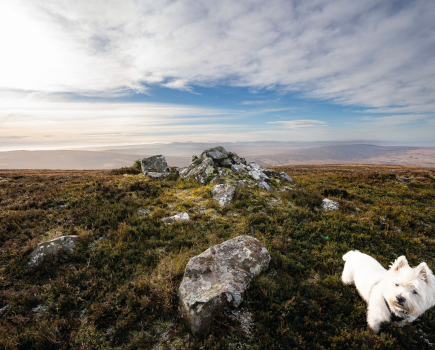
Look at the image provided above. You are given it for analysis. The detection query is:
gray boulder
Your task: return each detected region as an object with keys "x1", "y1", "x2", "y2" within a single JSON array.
[
  {"x1": 231, "y1": 164, "x2": 246, "y2": 173},
  {"x1": 180, "y1": 158, "x2": 216, "y2": 185},
  {"x1": 229, "y1": 153, "x2": 247, "y2": 165},
  {"x1": 141, "y1": 155, "x2": 171, "y2": 175},
  {"x1": 211, "y1": 184, "x2": 235, "y2": 207},
  {"x1": 200, "y1": 146, "x2": 229, "y2": 160},
  {"x1": 178, "y1": 235, "x2": 270, "y2": 334},
  {"x1": 280, "y1": 172, "x2": 294, "y2": 184},
  {"x1": 29, "y1": 235, "x2": 79, "y2": 267}
]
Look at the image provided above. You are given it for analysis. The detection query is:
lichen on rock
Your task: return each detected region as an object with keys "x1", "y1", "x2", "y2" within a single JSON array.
[{"x1": 178, "y1": 235, "x2": 270, "y2": 334}]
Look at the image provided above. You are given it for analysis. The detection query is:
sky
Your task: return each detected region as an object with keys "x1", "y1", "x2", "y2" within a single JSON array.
[{"x1": 1, "y1": 0, "x2": 435, "y2": 151}]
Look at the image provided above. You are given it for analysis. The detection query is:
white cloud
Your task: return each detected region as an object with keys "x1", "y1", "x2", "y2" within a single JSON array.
[
  {"x1": 0, "y1": 0, "x2": 434, "y2": 112},
  {"x1": 268, "y1": 119, "x2": 328, "y2": 128}
]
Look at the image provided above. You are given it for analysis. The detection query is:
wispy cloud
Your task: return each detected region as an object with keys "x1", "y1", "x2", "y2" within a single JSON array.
[
  {"x1": 0, "y1": 0, "x2": 434, "y2": 112},
  {"x1": 268, "y1": 119, "x2": 328, "y2": 128},
  {"x1": 360, "y1": 114, "x2": 431, "y2": 125}
]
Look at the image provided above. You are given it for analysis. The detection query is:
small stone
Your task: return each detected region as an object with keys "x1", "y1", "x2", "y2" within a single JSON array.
[
  {"x1": 248, "y1": 170, "x2": 270, "y2": 182},
  {"x1": 231, "y1": 164, "x2": 246, "y2": 173},
  {"x1": 165, "y1": 212, "x2": 190, "y2": 223},
  {"x1": 211, "y1": 184, "x2": 235, "y2": 207},
  {"x1": 217, "y1": 167, "x2": 230, "y2": 177},
  {"x1": 32, "y1": 304, "x2": 49, "y2": 318},
  {"x1": 257, "y1": 181, "x2": 272, "y2": 192},
  {"x1": 138, "y1": 208, "x2": 151, "y2": 217},
  {"x1": 280, "y1": 172, "x2": 294, "y2": 183},
  {"x1": 0, "y1": 305, "x2": 9, "y2": 316},
  {"x1": 147, "y1": 172, "x2": 171, "y2": 179},
  {"x1": 282, "y1": 186, "x2": 293, "y2": 191},
  {"x1": 178, "y1": 235, "x2": 270, "y2": 334},
  {"x1": 322, "y1": 198, "x2": 339, "y2": 211},
  {"x1": 248, "y1": 163, "x2": 261, "y2": 170}
]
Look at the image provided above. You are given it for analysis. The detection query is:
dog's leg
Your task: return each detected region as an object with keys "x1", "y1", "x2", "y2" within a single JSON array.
[
  {"x1": 341, "y1": 261, "x2": 354, "y2": 285},
  {"x1": 366, "y1": 308, "x2": 382, "y2": 334}
]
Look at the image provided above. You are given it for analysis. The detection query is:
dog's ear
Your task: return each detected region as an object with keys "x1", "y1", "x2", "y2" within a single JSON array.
[
  {"x1": 415, "y1": 262, "x2": 431, "y2": 283},
  {"x1": 390, "y1": 256, "x2": 408, "y2": 272}
]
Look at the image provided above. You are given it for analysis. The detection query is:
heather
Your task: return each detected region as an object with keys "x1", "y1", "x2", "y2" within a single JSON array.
[{"x1": 1, "y1": 165, "x2": 435, "y2": 349}]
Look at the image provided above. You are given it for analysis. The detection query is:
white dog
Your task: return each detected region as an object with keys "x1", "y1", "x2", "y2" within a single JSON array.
[{"x1": 342, "y1": 250, "x2": 435, "y2": 333}]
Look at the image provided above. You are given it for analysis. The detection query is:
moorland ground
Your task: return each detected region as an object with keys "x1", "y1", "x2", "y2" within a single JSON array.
[{"x1": 1, "y1": 164, "x2": 435, "y2": 349}]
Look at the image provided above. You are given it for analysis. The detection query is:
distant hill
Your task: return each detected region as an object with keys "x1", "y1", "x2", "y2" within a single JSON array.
[
  {"x1": 0, "y1": 150, "x2": 190, "y2": 169},
  {"x1": 250, "y1": 144, "x2": 435, "y2": 167},
  {"x1": 0, "y1": 143, "x2": 434, "y2": 169}
]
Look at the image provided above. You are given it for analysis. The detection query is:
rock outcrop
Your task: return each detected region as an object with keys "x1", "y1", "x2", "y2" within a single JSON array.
[
  {"x1": 29, "y1": 235, "x2": 79, "y2": 267},
  {"x1": 211, "y1": 184, "x2": 235, "y2": 207},
  {"x1": 178, "y1": 235, "x2": 270, "y2": 334}
]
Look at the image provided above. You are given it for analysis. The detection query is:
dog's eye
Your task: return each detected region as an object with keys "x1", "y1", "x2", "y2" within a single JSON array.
[
  {"x1": 395, "y1": 284, "x2": 399, "y2": 286},
  {"x1": 412, "y1": 290, "x2": 418, "y2": 295}
]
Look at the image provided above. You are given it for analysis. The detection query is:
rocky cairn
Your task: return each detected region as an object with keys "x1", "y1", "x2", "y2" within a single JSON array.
[
  {"x1": 179, "y1": 146, "x2": 294, "y2": 191},
  {"x1": 178, "y1": 235, "x2": 270, "y2": 334},
  {"x1": 140, "y1": 146, "x2": 295, "y2": 207}
]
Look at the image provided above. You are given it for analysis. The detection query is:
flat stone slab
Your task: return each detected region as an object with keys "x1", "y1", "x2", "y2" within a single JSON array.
[
  {"x1": 178, "y1": 235, "x2": 270, "y2": 334},
  {"x1": 211, "y1": 184, "x2": 235, "y2": 207},
  {"x1": 29, "y1": 235, "x2": 79, "y2": 267}
]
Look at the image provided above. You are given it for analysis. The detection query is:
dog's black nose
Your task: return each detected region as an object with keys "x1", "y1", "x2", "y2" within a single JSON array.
[{"x1": 396, "y1": 295, "x2": 406, "y2": 305}]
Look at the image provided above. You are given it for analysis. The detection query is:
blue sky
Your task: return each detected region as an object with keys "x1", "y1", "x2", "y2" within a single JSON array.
[{"x1": 0, "y1": 0, "x2": 434, "y2": 150}]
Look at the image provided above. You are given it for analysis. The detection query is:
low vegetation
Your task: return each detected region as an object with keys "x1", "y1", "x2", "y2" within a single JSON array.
[{"x1": 0, "y1": 165, "x2": 435, "y2": 349}]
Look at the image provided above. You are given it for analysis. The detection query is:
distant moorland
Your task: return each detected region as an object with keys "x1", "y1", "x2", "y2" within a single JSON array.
[{"x1": 1, "y1": 142, "x2": 435, "y2": 170}]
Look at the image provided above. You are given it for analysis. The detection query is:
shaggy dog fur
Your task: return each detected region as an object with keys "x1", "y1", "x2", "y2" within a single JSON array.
[{"x1": 342, "y1": 250, "x2": 435, "y2": 333}]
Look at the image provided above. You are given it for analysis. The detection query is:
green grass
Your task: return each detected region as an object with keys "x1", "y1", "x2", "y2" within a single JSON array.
[{"x1": 0, "y1": 165, "x2": 435, "y2": 349}]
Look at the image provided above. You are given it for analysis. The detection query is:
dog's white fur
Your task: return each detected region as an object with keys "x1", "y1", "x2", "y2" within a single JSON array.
[{"x1": 342, "y1": 250, "x2": 435, "y2": 333}]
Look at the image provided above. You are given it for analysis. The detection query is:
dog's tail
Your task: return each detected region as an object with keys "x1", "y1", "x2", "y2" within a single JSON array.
[{"x1": 342, "y1": 250, "x2": 360, "y2": 261}]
